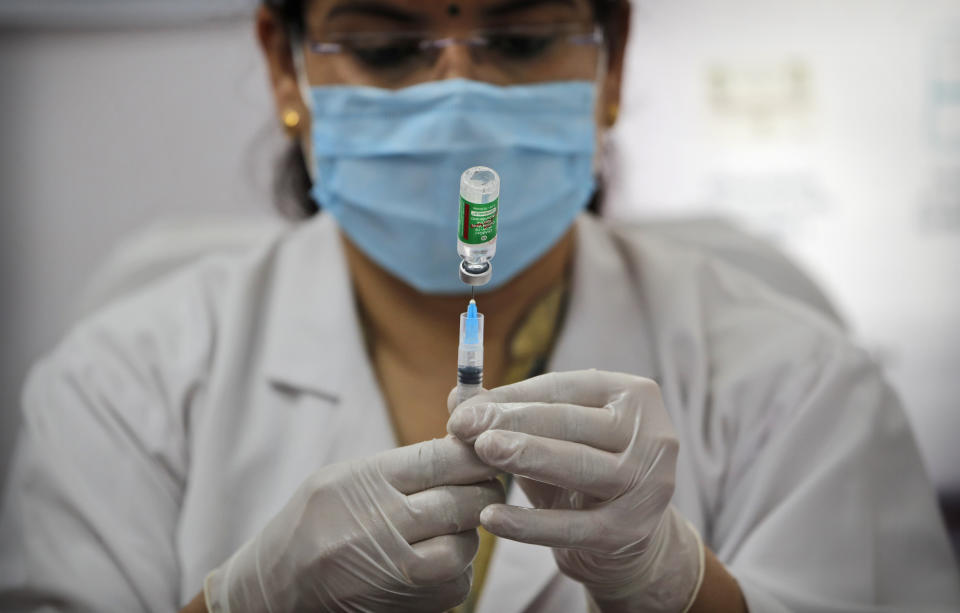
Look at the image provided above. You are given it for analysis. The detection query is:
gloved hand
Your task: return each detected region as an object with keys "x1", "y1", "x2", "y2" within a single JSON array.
[
  {"x1": 204, "y1": 437, "x2": 504, "y2": 613},
  {"x1": 447, "y1": 370, "x2": 704, "y2": 612}
]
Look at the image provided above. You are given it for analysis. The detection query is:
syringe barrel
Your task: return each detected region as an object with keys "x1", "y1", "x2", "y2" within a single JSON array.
[
  {"x1": 458, "y1": 310, "x2": 484, "y2": 369},
  {"x1": 456, "y1": 382, "x2": 483, "y2": 406},
  {"x1": 456, "y1": 310, "x2": 485, "y2": 404}
]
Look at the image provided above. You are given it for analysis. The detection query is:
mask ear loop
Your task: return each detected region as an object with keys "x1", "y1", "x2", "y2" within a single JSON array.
[
  {"x1": 594, "y1": 28, "x2": 610, "y2": 100},
  {"x1": 592, "y1": 28, "x2": 613, "y2": 180},
  {"x1": 291, "y1": 38, "x2": 319, "y2": 184}
]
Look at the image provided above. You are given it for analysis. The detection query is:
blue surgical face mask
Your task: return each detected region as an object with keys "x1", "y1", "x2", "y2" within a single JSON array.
[{"x1": 302, "y1": 78, "x2": 597, "y2": 294}]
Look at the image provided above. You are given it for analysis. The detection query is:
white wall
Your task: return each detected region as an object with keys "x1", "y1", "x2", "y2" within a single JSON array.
[
  {"x1": 0, "y1": 1, "x2": 256, "y2": 28},
  {"x1": 0, "y1": 16, "x2": 279, "y2": 475},
  {"x1": 1, "y1": 1, "x2": 958, "y2": 498},
  {"x1": 606, "y1": 0, "x2": 960, "y2": 490}
]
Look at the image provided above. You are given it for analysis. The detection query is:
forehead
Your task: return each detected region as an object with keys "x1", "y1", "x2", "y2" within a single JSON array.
[{"x1": 307, "y1": 0, "x2": 594, "y2": 25}]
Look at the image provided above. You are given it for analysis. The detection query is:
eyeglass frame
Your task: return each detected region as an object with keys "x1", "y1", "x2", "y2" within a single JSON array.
[{"x1": 304, "y1": 23, "x2": 605, "y2": 57}]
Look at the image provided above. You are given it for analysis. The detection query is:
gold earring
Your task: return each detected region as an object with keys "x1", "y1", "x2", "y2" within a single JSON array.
[
  {"x1": 606, "y1": 103, "x2": 620, "y2": 126},
  {"x1": 282, "y1": 108, "x2": 301, "y2": 136}
]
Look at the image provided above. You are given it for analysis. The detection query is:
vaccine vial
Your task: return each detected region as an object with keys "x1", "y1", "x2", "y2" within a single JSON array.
[{"x1": 457, "y1": 166, "x2": 500, "y2": 286}]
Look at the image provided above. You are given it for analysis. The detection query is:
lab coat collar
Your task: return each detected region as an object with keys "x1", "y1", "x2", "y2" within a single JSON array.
[
  {"x1": 260, "y1": 214, "x2": 367, "y2": 402},
  {"x1": 550, "y1": 214, "x2": 656, "y2": 377}
]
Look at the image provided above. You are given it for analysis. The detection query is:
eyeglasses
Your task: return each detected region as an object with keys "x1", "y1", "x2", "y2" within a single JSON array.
[{"x1": 303, "y1": 23, "x2": 604, "y2": 87}]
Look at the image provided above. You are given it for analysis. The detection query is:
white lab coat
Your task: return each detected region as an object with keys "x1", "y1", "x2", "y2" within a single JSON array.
[{"x1": 1, "y1": 213, "x2": 957, "y2": 612}]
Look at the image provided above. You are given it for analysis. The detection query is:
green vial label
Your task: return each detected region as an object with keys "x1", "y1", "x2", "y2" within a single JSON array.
[{"x1": 458, "y1": 196, "x2": 499, "y2": 244}]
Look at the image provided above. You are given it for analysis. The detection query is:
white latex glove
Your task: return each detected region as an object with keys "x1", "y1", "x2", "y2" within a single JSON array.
[
  {"x1": 204, "y1": 437, "x2": 504, "y2": 613},
  {"x1": 447, "y1": 371, "x2": 704, "y2": 612}
]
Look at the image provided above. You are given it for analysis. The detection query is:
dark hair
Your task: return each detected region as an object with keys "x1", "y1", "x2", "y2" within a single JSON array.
[
  {"x1": 265, "y1": 0, "x2": 624, "y2": 37},
  {"x1": 266, "y1": 0, "x2": 625, "y2": 218}
]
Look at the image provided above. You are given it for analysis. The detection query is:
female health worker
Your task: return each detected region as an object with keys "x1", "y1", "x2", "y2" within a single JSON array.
[{"x1": 2, "y1": 1, "x2": 959, "y2": 611}]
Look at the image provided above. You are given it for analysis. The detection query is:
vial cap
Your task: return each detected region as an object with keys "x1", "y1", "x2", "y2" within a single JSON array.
[
  {"x1": 460, "y1": 166, "x2": 500, "y2": 204},
  {"x1": 459, "y1": 260, "x2": 492, "y2": 286}
]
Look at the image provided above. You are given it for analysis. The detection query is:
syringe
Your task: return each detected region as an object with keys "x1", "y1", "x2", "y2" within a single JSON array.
[{"x1": 456, "y1": 299, "x2": 485, "y2": 405}]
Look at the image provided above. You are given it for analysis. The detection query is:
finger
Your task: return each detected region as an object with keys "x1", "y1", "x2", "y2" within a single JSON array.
[
  {"x1": 405, "y1": 531, "x2": 479, "y2": 585},
  {"x1": 447, "y1": 387, "x2": 458, "y2": 414},
  {"x1": 403, "y1": 569, "x2": 473, "y2": 612},
  {"x1": 380, "y1": 437, "x2": 500, "y2": 494},
  {"x1": 474, "y1": 430, "x2": 622, "y2": 499},
  {"x1": 480, "y1": 504, "x2": 613, "y2": 552},
  {"x1": 448, "y1": 401, "x2": 631, "y2": 451},
  {"x1": 398, "y1": 481, "x2": 505, "y2": 544},
  {"x1": 448, "y1": 385, "x2": 488, "y2": 414},
  {"x1": 459, "y1": 370, "x2": 641, "y2": 409}
]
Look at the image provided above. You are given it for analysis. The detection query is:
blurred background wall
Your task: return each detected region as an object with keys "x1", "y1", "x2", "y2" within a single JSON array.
[
  {"x1": 1, "y1": 0, "x2": 958, "y2": 527},
  {"x1": 0, "y1": 4, "x2": 279, "y2": 475},
  {"x1": 605, "y1": 0, "x2": 960, "y2": 498}
]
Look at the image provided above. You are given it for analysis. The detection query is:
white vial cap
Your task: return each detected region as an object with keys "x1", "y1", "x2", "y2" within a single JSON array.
[{"x1": 460, "y1": 166, "x2": 500, "y2": 204}]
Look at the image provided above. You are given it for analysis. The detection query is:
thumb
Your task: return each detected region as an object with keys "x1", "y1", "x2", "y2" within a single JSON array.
[
  {"x1": 447, "y1": 387, "x2": 458, "y2": 414},
  {"x1": 447, "y1": 386, "x2": 490, "y2": 414}
]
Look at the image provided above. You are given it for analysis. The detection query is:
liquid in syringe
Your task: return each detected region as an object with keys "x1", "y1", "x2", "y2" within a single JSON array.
[{"x1": 456, "y1": 299, "x2": 484, "y2": 405}]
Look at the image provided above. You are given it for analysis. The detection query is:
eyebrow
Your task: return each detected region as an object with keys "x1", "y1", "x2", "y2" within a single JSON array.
[
  {"x1": 482, "y1": 0, "x2": 579, "y2": 18},
  {"x1": 326, "y1": 1, "x2": 427, "y2": 24}
]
